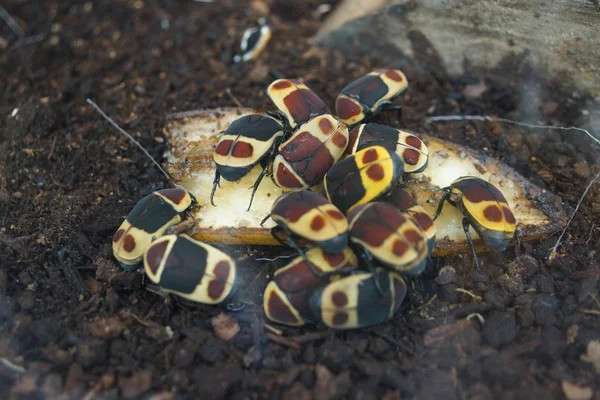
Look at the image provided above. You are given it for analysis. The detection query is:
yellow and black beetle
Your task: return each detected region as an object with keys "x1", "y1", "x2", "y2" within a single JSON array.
[
  {"x1": 322, "y1": 146, "x2": 404, "y2": 214},
  {"x1": 433, "y1": 176, "x2": 517, "y2": 262},
  {"x1": 346, "y1": 123, "x2": 429, "y2": 174},
  {"x1": 211, "y1": 114, "x2": 285, "y2": 210},
  {"x1": 263, "y1": 190, "x2": 349, "y2": 256},
  {"x1": 263, "y1": 247, "x2": 357, "y2": 326},
  {"x1": 144, "y1": 234, "x2": 237, "y2": 305},
  {"x1": 233, "y1": 18, "x2": 271, "y2": 63},
  {"x1": 309, "y1": 268, "x2": 407, "y2": 329},
  {"x1": 385, "y1": 187, "x2": 436, "y2": 253},
  {"x1": 113, "y1": 188, "x2": 194, "y2": 270},
  {"x1": 335, "y1": 69, "x2": 408, "y2": 126},
  {"x1": 347, "y1": 202, "x2": 429, "y2": 277},
  {"x1": 267, "y1": 79, "x2": 329, "y2": 129},
  {"x1": 272, "y1": 114, "x2": 349, "y2": 190}
]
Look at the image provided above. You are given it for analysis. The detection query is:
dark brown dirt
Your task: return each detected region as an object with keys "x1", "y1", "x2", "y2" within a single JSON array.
[{"x1": 1, "y1": 1, "x2": 600, "y2": 399}]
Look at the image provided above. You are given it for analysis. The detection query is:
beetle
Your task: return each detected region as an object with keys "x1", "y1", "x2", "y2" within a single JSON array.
[
  {"x1": 267, "y1": 79, "x2": 329, "y2": 129},
  {"x1": 144, "y1": 234, "x2": 237, "y2": 304},
  {"x1": 433, "y1": 176, "x2": 517, "y2": 263},
  {"x1": 309, "y1": 268, "x2": 407, "y2": 329},
  {"x1": 263, "y1": 247, "x2": 358, "y2": 326},
  {"x1": 345, "y1": 123, "x2": 429, "y2": 174},
  {"x1": 347, "y1": 202, "x2": 429, "y2": 277},
  {"x1": 263, "y1": 190, "x2": 349, "y2": 256},
  {"x1": 211, "y1": 114, "x2": 285, "y2": 210},
  {"x1": 272, "y1": 114, "x2": 349, "y2": 190},
  {"x1": 335, "y1": 69, "x2": 408, "y2": 126},
  {"x1": 385, "y1": 187, "x2": 436, "y2": 252},
  {"x1": 233, "y1": 18, "x2": 271, "y2": 63},
  {"x1": 113, "y1": 188, "x2": 194, "y2": 270},
  {"x1": 321, "y1": 146, "x2": 404, "y2": 214}
]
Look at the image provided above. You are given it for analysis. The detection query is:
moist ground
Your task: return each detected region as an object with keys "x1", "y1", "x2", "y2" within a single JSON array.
[{"x1": 1, "y1": 1, "x2": 599, "y2": 399}]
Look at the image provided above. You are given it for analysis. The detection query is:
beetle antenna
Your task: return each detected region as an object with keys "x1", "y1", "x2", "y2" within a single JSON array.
[{"x1": 86, "y1": 98, "x2": 176, "y2": 186}]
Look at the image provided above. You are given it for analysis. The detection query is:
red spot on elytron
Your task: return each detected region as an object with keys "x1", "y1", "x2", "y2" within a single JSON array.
[
  {"x1": 113, "y1": 229, "x2": 125, "y2": 243},
  {"x1": 213, "y1": 260, "x2": 230, "y2": 281},
  {"x1": 267, "y1": 289, "x2": 301, "y2": 324},
  {"x1": 403, "y1": 229, "x2": 423, "y2": 245},
  {"x1": 385, "y1": 70, "x2": 404, "y2": 82},
  {"x1": 483, "y1": 205, "x2": 503, "y2": 222},
  {"x1": 123, "y1": 234, "x2": 136, "y2": 252},
  {"x1": 208, "y1": 280, "x2": 226, "y2": 300},
  {"x1": 362, "y1": 148, "x2": 379, "y2": 164},
  {"x1": 393, "y1": 238, "x2": 409, "y2": 256},
  {"x1": 311, "y1": 215, "x2": 326, "y2": 231},
  {"x1": 345, "y1": 127, "x2": 360, "y2": 155},
  {"x1": 232, "y1": 141, "x2": 254, "y2": 158},
  {"x1": 503, "y1": 206, "x2": 516, "y2": 225},
  {"x1": 145, "y1": 240, "x2": 169, "y2": 274},
  {"x1": 460, "y1": 180, "x2": 499, "y2": 203},
  {"x1": 332, "y1": 291, "x2": 348, "y2": 306},
  {"x1": 366, "y1": 164, "x2": 385, "y2": 181},
  {"x1": 275, "y1": 262, "x2": 320, "y2": 291},
  {"x1": 272, "y1": 80, "x2": 293, "y2": 90},
  {"x1": 412, "y1": 212, "x2": 434, "y2": 231},
  {"x1": 357, "y1": 225, "x2": 392, "y2": 248},
  {"x1": 326, "y1": 209, "x2": 345, "y2": 220},
  {"x1": 332, "y1": 312, "x2": 348, "y2": 326},
  {"x1": 275, "y1": 162, "x2": 305, "y2": 189},
  {"x1": 323, "y1": 251, "x2": 346, "y2": 269},
  {"x1": 160, "y1": 188, "x2": 188, "y2": 205},
  {"x1": 336, "y1": 97, "x2": 362, "y2": 121},
  {"x1": 390, "y1": 189, "x2": 416, "y2": 210},
  {"x1": 402, "y1": 148, "x2": 420, "y2": 165},
  {"x1": 214, "y1": 140, "x2": 233, "y2": 156},
  {"x1": 283, "y1": 89, "x2": 327, "y2": 126},
  {"x1": 318, "y1": 117, "x2": 334, "y2": 134},
  {"x1": 405, "y1": 135, "x2": 423, "y2": 149},
  {"x1": 332, "y1": 132, "x2": 347, "y2": 148}
]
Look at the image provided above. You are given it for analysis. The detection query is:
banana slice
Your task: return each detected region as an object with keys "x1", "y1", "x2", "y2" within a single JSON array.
[{"x1": 164, "y1": 107, "x2": 566, "y2": 256}]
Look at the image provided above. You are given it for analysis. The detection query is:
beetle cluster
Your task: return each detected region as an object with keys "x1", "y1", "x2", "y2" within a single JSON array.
[{"x1": 110, "y1": 68, "x2": 517, "y2": 330}]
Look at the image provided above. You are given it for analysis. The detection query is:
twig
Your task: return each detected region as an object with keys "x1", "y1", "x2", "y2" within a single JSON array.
[
  {"x1": 454, "y1": 288, "x2": 483, "y2": 302},
  {"x1": 225, "y1": 88, "x2": 244, "y2": 108},
  {"x1": 0, "y1": 358, "x2": 26, "y2": 374},
  {"x1": 415, "y1": 294, "x2": 437, "y2": 310},
  {"x1": 11, "y1": 33, "x2": 46, "y2": 49},
  {"x1": 266, "y1": 333, "x2": 302, "y2": 350},
  {"x1": 264, "y1": 323, "x2": 283, "y2": 336},
  {"x1": 549, "y1": 171, "x2": 600, "y2": 260},
  {"x1": 426, "y1": 114, "x2": 600, "y2": 146},
  {"x1": 0, "y1": 6, "x2": 25, "y2": 38},
  {"x1": 255, "y1": 254, "x2": 296, "y2": 262},
  {"x1": 466, "y1": 313, "x2": 485, "y2": 325},
  {"x1": 579, "y1": 308, "x2": 600, "y2": 316},
  {"x1": 289, "y1": 330, "x2": 333, "y2": 344},
  {"x1": 86, "y1": 98, "x2": 175, "y2": 185},
  {"x1": 370, "y1": 330, "x2": 415, "y2": 355}
]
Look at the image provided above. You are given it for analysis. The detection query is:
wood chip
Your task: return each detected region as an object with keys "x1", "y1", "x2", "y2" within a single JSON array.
[
  {"x1": 211, "y1": 313, "x2": 240, "y2": 341},
  {"x1": 561, "y1": 381, "x2": 593, "y2": 400}
]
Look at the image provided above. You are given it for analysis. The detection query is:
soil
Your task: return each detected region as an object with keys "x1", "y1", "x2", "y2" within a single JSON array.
[{"x1": 1, "y1": 1, "x2": 600, "y2": 399}]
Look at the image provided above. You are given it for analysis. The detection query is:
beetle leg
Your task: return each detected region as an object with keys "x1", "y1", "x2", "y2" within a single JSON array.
[
  {"x1": 359, "y1": 250, "x2": 388, "y2": 297},
  {"x1": 210, "y1": 170, "x2": 221, "y2": 207},
  {"x1": 224, "y1": 302, "x2": 246, "y2": 312},
  {"x1": 247, "y1": 158, "x2": 269, "y2": 211},
  {"x1": 271, "y1": 225, "x2": 310, "y2": 263},
  {"x1": 433, "y1": 189, "x2": 451, "y2": 220},
  {"x1": 514, "y1": 229, "x2": 522, "y2": 257},
  {"x1": 462, "y1": 218, "x2": 481, "y2": 269},
  {"x1": 260, "y1": 213, "x2": 272, "y2": 227}
]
